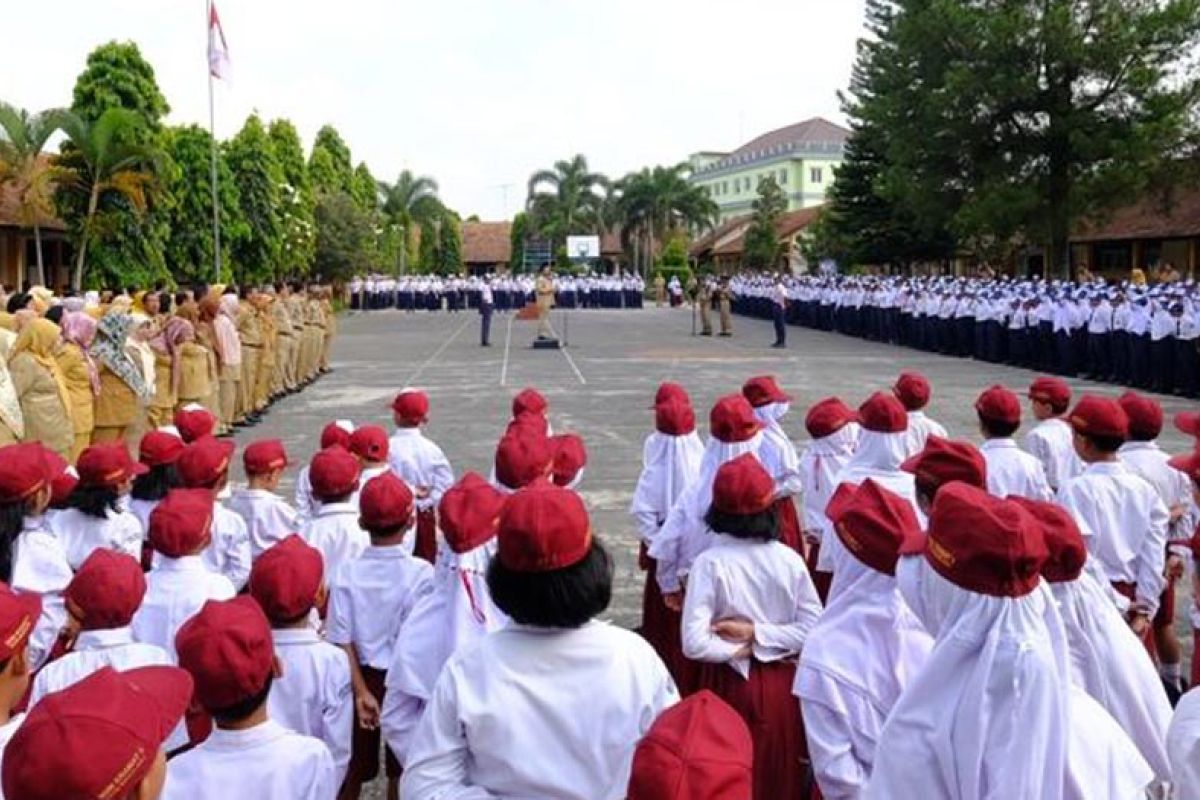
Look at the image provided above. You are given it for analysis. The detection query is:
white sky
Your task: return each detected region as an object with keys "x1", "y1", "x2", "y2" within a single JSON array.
[{"x1": 4, "y1": 0, "x2": 867, "y2": 220}]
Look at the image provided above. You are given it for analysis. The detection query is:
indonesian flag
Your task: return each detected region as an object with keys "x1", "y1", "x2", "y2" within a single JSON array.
[{"x1": 208, "y1": 2, "x2": 231, "y2": 80}]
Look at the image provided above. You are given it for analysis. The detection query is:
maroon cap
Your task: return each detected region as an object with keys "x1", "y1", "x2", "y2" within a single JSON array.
[
  {"x1": 824, "y1": 481, "x2": 860, "y2": 525},
  {"x1": 652, "y1": 382, "x2": 690, "y2": 408},
  {"x1": 309, "y1": 447, "x2": 361, "y2": 500},
  {"x1": 655, "y1": 399, "x2": 696, "y2": 436},
  {"x1": 176, "y1": 596, "x2": 275, "y2": 712},
  {"x1": 1068, "y1": 395, "x2": 1129, "y2": 441},
  {"x1": 359, "y1": 472, "x2": 414, "y2": 530},
  {"x1": 350, "y1": 425, "x2": 390, "y2": 463},
  {"x1": 710, "y1": 454, "x2": 775, "y2": 516},
  {"x1": 391, "y1": 390, "x2": 430, "y2": 425},
  {"x1": 495, "y1": 431, "x2": 554, "y2": 490},
  {"x1": 497, "y1": 479, "x2": 591, "y2": 572},
  {"x1": 249, "y1": 535, "x2": 324, "y2": 623},
  {"x1": 506, "y1": 410, "x2": 550, "y2": 439},
  {"x1": 65, "y1": 550, "x2": 145, "y2": 631},
  {"x1": 857, "y1": 391, "x2": 908, "y2": 434},
  {"x1": 243, "y1": 439, "x2": 289, "y2": 476},
  {"x1": 901, "y1": 436, "x2": 987, "y2": 496},
  {"x1": 512, "y1": 387, "x2": 548, "y2": 418},
  {"x1": 1028, "y1": 377, "x2": 1072, "y2": 409},
  {"x1": 148, "y1": 488, "x2": 215, "y2": 558},
  {"x1": 138, "y1": 430, "x2": 186, "y2": 468},
  {"x1": 828, "y1": 479, "x2": 922, "y2": 576},
  {"x1": 49, "y1": 465, "x2": 78, "y2": 508},
  {"x1": 0, "y1": 583, "x2": 40, "y2": 661},
  {"x1": 741, "y1": 375, "x2": 791, "y2": 408},
  {"x1": 893, "y1": 371, "x2": 931, "y2": 411},
  {"x1": 319, "y1": 420, "x2": 355, "y2": 450},
  {"x1": 77, "y1": 443, "x2": 149, "y2": 489},
  {"x1": 805, "y1": 397, "x2": 856, "y2": 439},
  {"x1": 1169, "y1": 449, "x2": 1200, "y2": 484},
  {"x1": 708, "y1": 395, "x2": 763, "y2": 444},
  {"x1": 1176, "y1": 411, "x2": 1200, "y2": 439},
  {"x1": 923, "y1": 482, "x2": 1048, "y2": 598},
  {"x1": 627, "y1": 690, "x2": 752, "y2": 800},
  {"x1": 176, "y1": 438, "x2": 236, "y2": 488},
  {"x1": 439, "y1": 473, "x2": 506, "y2": 553},
  {"x1": 1008, "y1": 496, "x2": 1087, "y2": 584},
  {"x1": 173, "y1": 406, "x2": 218, "y2": 444},
  {"x1": 975, "y1": 385, "x2": 1021, "y2": 426},
  {"x1": 551, "y1": 433, "x2": 588, "y2": 487},
  {"x1": 2, "y1": 666, "x2": 192, "y2": 800},
  {"x1": 0, "y1": 443, "x2": 54, "y2": 504},
  {"x1": 1118, "y1": 391, "x2": 1164, "y2": 440}
]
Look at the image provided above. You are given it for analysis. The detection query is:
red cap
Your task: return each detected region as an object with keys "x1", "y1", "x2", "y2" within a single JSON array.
[
  {"x1": 76, "y1": 443, "x2": 148, "y2": 489},
  {"x1": 359, "y1": 472, "x2": 414, "y2": 530},
  {"x1": 497, "y1": 479, "x2": 591, "y2": 572},
  {"x1": 708, "y1": 395, "x2": 762, "y2": 443},
  {"x1": 652, "y1": 382, "x2": 690, "y2": 408},
  {"x1": 391, "y1": 390, "x2": 430, "y2": 425},
  {"x1": 320, "y1": 420, "x2": 355, "y2": 450},
  {"x1": 1028, "y1": 377, "x2": 1072, "y2": 409},
  {"x1": 309, "y1": 447, "x2": 361, "y2": 500},
  {"x1": 495, "y1": 431, "x2": 554, "y2": 490},
  {"x1": 829, "y1": 479, "x2": 923, "y2": 576},
  {"x1": 349, "y1": 425, "x2": 390, "y2": 463},
  {"x1": 439, "y1": 473, "x2": 506, "y2": 553},
  {"x1": 901, "y1": 436, "x2": 987, "y2": 496},
  {"x1": 176, "y1": 596, "x2": 275, "y2": 712},
  {"x1": 138, "y1": 430, "x2": 185, "y2": 468},
  {"x1": 0, "y1": 583, "x2": 40, "y2": 661},
  {"x1": 551, "y1": 434, "x2": 588, "y2": 487},
  {"x1": 173, "y1": 406, "x2": 218, "y2": 443},
  {"x1": 506, "y1": 411, "x2": 550, "y2": 439},
  {"x1": 655, "y1": 399, "x2": 696, "y2": 436},
  {"x1": 176, "y1": 437, "x2": 235, "y2": 488},
  {"x1": 512, "y1": 387, "x2": 548, "y2": 418},
  {"x1": 1008, "y1": 496, "x2": 1087, "y2": 583},
  {"x1": 1068, "y1": 395, "x2": 1129, "y2": 441},
  {"x1": 243, "y1": 439, "x2": 289, "y2": 476},
  {"x1": 2, "y1": 666, "x2": 192, "y2": 800},
  {"x1": 1176, "y1": 411, "x2": 1200, "y2": 439},
  {"x1": 710, "y1": 454, "x2": 775, "y2": 515},
  {"x1": 974, "y1": 385, "x2": 1021, "y2": 426},
  {"x1": 627, "y1": 690, "x2": 752, "y2": 800},
  {"x1": 805, "y1": 397, "x2": 856, "y2": 439},
  {"x1": 49, "y1": 465, "x2": 78, "y2": 508},
  {"x1": 0, "y1": 443, "x2": 53, "y2": 504},
  {"x1": 741, "y1": 375, "x2": 791, "y2": 408},
  {"x1": 824, "y1": 481, "x2": 860, "y2": 524},
  {"x1": 857, "y1": 391, "x2": 908, "y2": 434},
  {"x1": 148, "y1": 488, "x2": 214, "y2": 558},
  {"x1": 893, "y1": 371, "x2": 931, "y2": 411},
  {"x1": 249, "y1": 535, "x2": 324, "y2": 623},
  {"x1": 65, "y1": 550, "x2": 145, "y2": 631},
  {"x1": 1118, "y1": 391, "x2": 1163, "y2": 440},
  {"x1": 921, "y1": 482, "x2": 1048, "y2": 597},
  {"x1": 1169, "y1": 449, "x2": 1200, "y2": 484}
]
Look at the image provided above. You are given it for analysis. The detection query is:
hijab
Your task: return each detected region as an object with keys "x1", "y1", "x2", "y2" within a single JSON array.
[
  {"x1": 149, "y1": 317, "x2": 195, "y2": 395},
  {"x1": 754, "y1": 401, "x2": 801, "y2": 482},
  {"x1": 630, "y1": 426, "x2": 706, "y2": 543},
  {"x1": 91, "y1": 313, "x2": 152, "y2": 400},
  {"x1": 0, "y1": 328, "x2": 24, "y2": 439},
  {"x1": 61, "y1": 312, "x2": 101, "y2": 396},
  {"x1": 9, "y1": 318, "x2": 73, "y2": 418}
]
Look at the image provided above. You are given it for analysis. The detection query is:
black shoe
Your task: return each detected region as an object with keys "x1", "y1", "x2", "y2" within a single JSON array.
[
  {"x1": 771, "y1": 342, "x2": 786, "y2": 348},
  {"x1": 718, "y1": 332, "x2": 732, "y2": 337},
  {"x1": 481, "y1": 342, "x2": 491, "y2": 347},
  {"x1": 700, "y1": 331, "x2": 712, "y2": 336}
]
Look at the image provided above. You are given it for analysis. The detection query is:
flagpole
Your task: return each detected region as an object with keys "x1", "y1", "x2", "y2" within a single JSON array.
[{"x1": 207, "y1": 0, "x2": 222, "y2": 285}]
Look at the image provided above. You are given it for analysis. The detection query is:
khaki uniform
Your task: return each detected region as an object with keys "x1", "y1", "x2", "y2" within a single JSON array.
[
  {"x1": 148, "y1": 351, "x2": 176, "y2": 430},
  {"x1": 319, "y1": 296, "x2": 334, "y2": 371},
  {"x1": 177, "y1": 342, "x2": 215, "y2": 412},
  {"x1": 55, "y1": 343, "x2": 95, "y2": 461},
  {"x1": 654, "y1": 275, "x2": 666, "y2": 307},
  {"x1": 92, "y1": 365, "x2": 138, "y2": 446},
  {"x1": 698, "y1": 282, "x2": 714, "y2": 335},
  {"x1": 236, "y1": 302, "x2": 263, "y2": 418},
  {"x1": 271, "y1": 297, "x2": 297, "y2": 393},
  {"x1": 9, "y1": 352, "x2": 74, "y2": 459},
  {"x1": 535, "y1": 275, "x2": 556, "y2": 339},
  {"x1": 717, "y1": 285, "x2": 733, "y2": 336},
  {"x1": 286, "y1": 294, "x2": 307, "y2": 385},
  {"x1": 254, "y1": 301, "x2": 276, "y2": 409}
]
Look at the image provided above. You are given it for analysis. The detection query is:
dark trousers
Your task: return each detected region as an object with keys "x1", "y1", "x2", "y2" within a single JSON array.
[
  {"x1": 1132, "y1": 334, "x2": 1153, "y2": 389},
  {"x1": 1055, "y1": 331, "x2": 1075, "y2": 376},
  {"x1": 1086, "y1": 332, "x2": 1111, "y2": 380},
  {"x1": 1175, "y1": 338, "x2": 1199, "y2": 397},
  {"x1": 772, "y1": 305, "x2": 786, "y2": 345},
  {"x1": 480, "y1": 303, "x2": 493, "y2": 345},
  {"x1": 1152, "y1": 338, "x2": 1176, "y2": 394}
]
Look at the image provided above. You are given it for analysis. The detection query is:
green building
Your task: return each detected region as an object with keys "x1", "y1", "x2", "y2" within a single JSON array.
[{"x1": 688, "y1": 117, "x2": 850, "y2": 223}]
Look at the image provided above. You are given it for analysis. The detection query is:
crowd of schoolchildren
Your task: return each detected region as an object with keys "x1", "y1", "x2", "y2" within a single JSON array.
[
  {"x1": 347, "y1": 272, "x2": 648, "y2": 313},
  {"x1": 5, "y1": 370, "x2": 1200, "y2": 799}
]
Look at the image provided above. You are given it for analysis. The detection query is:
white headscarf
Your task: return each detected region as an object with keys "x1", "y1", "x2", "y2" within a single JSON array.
[
  {"x1": 798, "y1": 423, "x2": 859, "y2": 534},
  {"x1": 629, "y1": 429, "x2": 705, "y2": 543},
  {"x1": 754, "y1": 402, "x2": 800, "y2": 485}
]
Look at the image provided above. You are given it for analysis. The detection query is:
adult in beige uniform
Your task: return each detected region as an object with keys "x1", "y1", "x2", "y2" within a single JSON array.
[
  {"x1": 208, "y1": 294, "x2": 243, "y2": 429},
  {"x1": 698, "y1": 279, "x2": 714, "y2": 336},
  {"x1": 148, "y1": 317, "x2": 193, "y2": 429},
  {"x1": 285, "y1": 287, "x2": 306, "y2": 389},
  {"x1": 654, "y1": 274, "x2": 666, "y2": 307},
  {"x1": 253, "y1": 294, "x2": 276, "y2": 409},
  {"x1": 536, "y1": 269, "x2": 556, "y2": 340},
  {"x1": 319, "y1": 289, "x2": 335, "y2": 373},
  {"x1": 57, "y1": 312, "x2": 99, "y2": 460},
  {"x1": 8, "y1": 318, "x2": 74, "y2": 458},
  {"x1": 270, "y1": 287, "x2": 296, "y2": 395},
  {"x1": 90, "y1": 313, "x2": 151, "y2": 446},
  {"x1": 0, "y1": 323, "x2": 23, "y2": 447},
  {"x1": 716, "y1": 277, "x2": 734, "y2": 337},
  {"x1": 236, "y1": 293, "x2": 263, "y2": 420}
]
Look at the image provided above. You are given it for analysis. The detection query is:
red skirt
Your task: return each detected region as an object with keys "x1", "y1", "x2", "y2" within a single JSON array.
[
  {"x1": 776, "y1": 497, "x2": 803, "y2": 557},
  {"x1": 639, "y1": 545, "x2": 702, "y2": 696},
  {"x1": 700, "y1": 659, "x2": 806, "y2": 800},
  {"x1": 414, "y1": 508, "x2": 438, "y2": 564},
  {"x1": 807, "y1": 541, "x2": 832, "y2": 606}
]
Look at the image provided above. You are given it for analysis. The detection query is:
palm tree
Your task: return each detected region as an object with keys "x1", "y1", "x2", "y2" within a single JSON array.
[
  {"x1": 53, "y1": 108, "x2": 161, "y2": 290},
  {"x1": 614, "y1": 163, "x2": 718, "y2": 275},
  {"x1": 0, "y1": 103, "x2": 69, "y2": 286},
  {"x1": 525, "y1": 155, "x2": 609, "y2": 254},
  {"x1": 378, "y1": 170, "x2": 442, "y2": 272}
]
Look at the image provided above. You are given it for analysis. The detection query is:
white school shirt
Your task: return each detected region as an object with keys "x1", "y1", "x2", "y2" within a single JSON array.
[
  {"x1": 350, "y1": 466, "x2": 415, "y2": 557},
  {"x1": 162, "y1": 719, "x2": 336, "y2": 800},
  {"x1": 126, "y1": 497, "x2": 158, "y2": 533},
  {"x1": 11, "y1": 517, "x2": 72, "y2": 670},
  {"x1": 198, "y1": 504, "x2": 253, "y2": 590},
  {"x1": 1119, "y1": 441, "x2": 1196, "y2": 541},
  {"x1": 1057, "y1": 462, "x2": 1169, "y2": 616},
  {"x1": 797, "y1": 426, "x2": 859, "y2": 536},
  {"x1": 226, "y1": 489, "x2": 301, "y2": 560},
  {"x1": 980, "y1": 438, "x2": 1053, "y2": 500},
  {"x1": 51, "y1": 507, "x2": 142, "y2": 569},
  {"x1": 1087, "y1": 304, "x2": 1113, "y2": 334},
  {"x1": 681, "y1": 535, "x2": 822, "y2": 678},
  {"x1": 754, "y1": 403, "x2": 803, "y2": 498},
  {"x1": 131, "y1": 555, "x2": 236, "y2": 661},
  {"x1": 326, "y1": 545, "x2": 433, "y2": 669},
  {"x1": 1023, "y1": 418, "x2": 1083, "y2": 491},
  {"x1": 268, "y1": 628, "x2": 353, "y2": 787},
  {"x1": 0, "y1": 712, "x2": 25, "y2": 798},
  {"x1": 293, "y1": 465, "x2": 317, "y2": 525},
  {"x1": 29, "y1": 627, "x2": 171, "y2": 707},
  {"x1": 386, "y1": 428, "x2": 455, "y2": 512},
  {"x1": 300, "y1": 503, "x2": 369, "y2": 580},
  {"x1": 901, "y1": 411, "x2": 947, "y2": 459},
  {"x1": 1168, "y1": 688, "x2": 1200, "y2": 800},
  {"x1": 629, "y1": 430, "x2": 705, "y2": 545},
  {"x1": 400, "y1": 621, "x2": 678, "y2": 800}
]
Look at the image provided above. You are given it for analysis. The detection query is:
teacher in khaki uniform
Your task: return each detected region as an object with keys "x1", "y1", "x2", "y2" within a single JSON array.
[{"x1": 536, "y1": 267, "x2": 557, "y2": 340}]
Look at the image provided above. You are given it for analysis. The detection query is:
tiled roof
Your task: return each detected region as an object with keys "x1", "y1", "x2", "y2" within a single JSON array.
[
  {"x1": 462, "y1": 221, "x2": 512, "y2": 264},
  {"x1": 1073, "y1": 187, "x2": 1200, "y2": 243},
  {"x1": 709, "y1": 206, "x2": 823, "y2": 257},
  {"x1": 694, "y1": 118, "x2": 851, "y2": 177},
  {"x1": 689, "y1": 215, "x2": 751, "y2": 257}
]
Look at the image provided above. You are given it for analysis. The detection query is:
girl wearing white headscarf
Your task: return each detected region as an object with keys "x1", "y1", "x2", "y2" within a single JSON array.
[
  {"x1": 742, "y1": 376, "x2": 805, "y2": 555},
  {"x1": 798, "y1": 397, "x2": 859, "y2": 600}
]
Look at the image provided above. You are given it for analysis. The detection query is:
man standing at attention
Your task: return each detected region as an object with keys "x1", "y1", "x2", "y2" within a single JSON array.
[
  {"x1": 479, "y1": 277, "x2": 494, "y2": 348},
  {"x1": 536, "y1": 267, "x2": 556, "y2": 341}
]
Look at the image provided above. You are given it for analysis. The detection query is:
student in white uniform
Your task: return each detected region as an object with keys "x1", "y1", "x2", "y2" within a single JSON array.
[
  {"x1": 893, "y1": 371, "x2": 947, "y2": 458},
  {"x1": 51, "y1": 443, "x2": 145, "y2": 570},
  {"x1": 1024, "y1": 376, "x2": 1081, "y2": 492},
  {"x1": 1169, "y1": 686, "x2": 1200, "y2": 800},
  {"x1": 975, "y1": 385, "x2": 1053, "y2": 500},
  {"x1": 797, "y1": 397, "x2": 859, "y2": 601},
  {"x1": 299, "y1": 447, "x2": 367, "y2": 578},
  {"x1": 795, "y1": 479, "x2": 934, "y2": 799},
  {"x1": 550, "y1": 432, "x2": 587, "y2": 489},
  {"x1": 30, "y1": 549, "x2": 171, "y2": 706},
  {"x1": 248, "y1": 535, "x2": 352, "y2": 787},
  {"x1": 327, "y1": 472, "x2": 431, "y2": 800},
  {"x1": 901, "y1": 434, "x2": 988, "y2": 514},
  {"x1": 349, "y1": 425, "x2": 392, "y2": 503},
  {"x1": 174, "y1": 404, "x2": 219, "y2": 444},
  {"x1": 176, "y1": 438, "x2": 252, "y2": 590},
  {"x1": 294, "y1": 420, "x2": 355, "y2": 525},
  {"x1": 742, "y1": 375, "x2": 805, "y2": 555},
  {"x1": 401, "y1": 480, "x2": 678, "y2": 800},
  {"x1": 387, "y1": 390, "x2": 454, "y2": 564},
  {"x1": 0, "y1": 583, "x2": 41, "y2": 780},
  {"x1": 129, "y1": 430, "x2": 186, "y2": 557},
  {"x1": 383, "y1": 472, "x2": 508, "y2": 765},
  {"x1": 165, "y1": 597, "x2": 336, "y2": 800},
  {"x1": 227, "y1": 439, "x2": 299, "y2": 560}
]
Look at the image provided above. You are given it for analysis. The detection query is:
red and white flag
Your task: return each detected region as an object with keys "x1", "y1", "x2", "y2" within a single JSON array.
[{"x1": 208, "y1": 1, "x2": 231, "y2": 80}]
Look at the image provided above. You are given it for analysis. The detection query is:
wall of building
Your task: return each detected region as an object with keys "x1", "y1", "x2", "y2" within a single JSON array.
[{"x1": 694, "y1": 156, "x2": 842, "y2": 223}]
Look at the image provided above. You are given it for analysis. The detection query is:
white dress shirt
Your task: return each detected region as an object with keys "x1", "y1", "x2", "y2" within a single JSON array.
[
  {"x1": 227, "y1": 488, "x2": 301, "y2": 560},
  {"x1": 162, "y1": 719, "x2": 337, "y2": 800},
  {"x1": 326, "y1": 545, "x2": 433, "y2": 669},
  {"x1": 1023, "y1": 418, "x2": 1083, "y2": 491},
  {"x1": 980, "y1": 438, "x2": 1053, "y2": 500},
  {"x1": 51, "y1": 507, "x2": 142, "y2": 569},
  {"x1": 293, "y1": 465, "x2": 317, "y2": 525},
  {"x1": 300, "y1": 503, "x2": 369, "y2": 580},
  {"x1": 400, "y1": 621, "x2": 677, "y2": 800},
  {"x1": 131, "y1": 555, "x2": 236, "y2": 661},
  {"x1": 1119, "y1": 441, "x2": 1196, "y2": 541},
  {"x1": 1168, "y1": 688, "x2": 1200, "y2": 800},
  {"x1": 11, "y1": 516, "x2": 72, "y2": 670},
  {"x1": 199, "y1": 504, "x2": 253, "y2": 590},
  {"x1": 29, "y1": 627, "x2": 171, "y2": 707},
  {"x1": 387, "y1": 428, "x2": 455, "y2": 512},
  {"x1": 127, "y1": 496, "x2": 158, "y2": 533},
  {"x1": 902, "y1": 411, "x2": 947, "y2": 459},
  {"x1": 268, "y1": 628, "x2": 353, "y2": 786}
]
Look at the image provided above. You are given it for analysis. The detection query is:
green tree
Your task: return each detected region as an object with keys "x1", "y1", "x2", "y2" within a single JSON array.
[
  {"x1": 525, "y1": 155, "x2": 608, "y2": 253},
  {"x1": 378, "y1": 169, "x2": 441, "y2": 270},
  {"x1": 224, "y1": 114, "x2": 284, "y2": 284},
  {"x1": 417, "y1": 218, "x2": 440, "y2": 274},
  {"x1": 313, "y1": 191, "x2": 371, "y2": 281},
  {"x1": 509, "y1": 211, "x2": 528, "y2": 272},
  {"x1": 614, "y1": 163, "x2": 717, "y2": 276},
  {"x1": 350, "y1": 162, "x2": 378, "y2": 213},
  {"x1": 437, "y1": 212, "x2": 463, "y2": 275},
  {"x1": 742, "y1": 176, "x2": 786, "y2": 271},
  {"x1": 71, "y1": 41, "x2": 169, "y2": 138},
  {"x1": 268, "y1": 119, "x2": 316, "y2": 274},
  {"x1": 0, "y1": 103, "x2": 68, "y2": 285},
  {"x1": 308, "y1": 125, "x2": 353, "y2": 194}
]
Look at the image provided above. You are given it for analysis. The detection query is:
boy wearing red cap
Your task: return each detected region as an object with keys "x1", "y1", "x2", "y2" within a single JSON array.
[
  {"x1": 294, "y1": 419, "x2": 355, "y2": 524},
  {"x1": 128, "y1": 429, "x2": 185, "y2": 536},
  {"x1": 165, "y1": 597, "x2": 336, "y2": 800},
  {"x1": 0, "y1": 584, "x2": 43, "y2": 771},
  {"x1": 176, "y1": 437, "x2": 252, "y2": 590},
  {"x1": 249, "y1": 536, "x2": 352, "y2": 786},
  {"x1": 550, "y1": 432, "x2": 587, "y2": 489},
  {"x1": 51, "y1": 443, "x2": 145, "y2": 570},
  {"x1": 327, "y1": 472, "x2": 431, "y2": 800},
  {"x1": 893, "y1": 371, "x2": 947, "y2": 458},
  {"x1": 387, "y1": 389, "x2": 454, "y2": 564},
  {"x1": 401, "y1": 481, "x2": 676, "y2": 800},
  {"x1": 299, "y1": 447, "x2": 368, "y2": 579},
  {"x1": 974, "y1": 385, "x2": 1053, "y2": 501},
  {"x1": 1024, "y1": 376, "x2": 1082, "y2": 492},
  {"x1": 227, "y1": 439, "x2": 300, "y2": 560}
]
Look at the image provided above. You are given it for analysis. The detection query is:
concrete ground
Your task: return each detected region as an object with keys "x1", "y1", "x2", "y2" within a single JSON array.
[{"x1": 231, "y1": 305, "x2": 1198, "y2": 798}]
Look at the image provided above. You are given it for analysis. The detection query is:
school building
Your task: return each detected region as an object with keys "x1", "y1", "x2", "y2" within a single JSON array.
[{"x1": 0, "y1": 180, "x2": 71, "y2": 290}]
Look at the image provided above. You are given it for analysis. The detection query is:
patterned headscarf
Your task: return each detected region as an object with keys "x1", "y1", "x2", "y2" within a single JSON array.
[
  {"x1": 91, "y1": 313, "x2": 152, "y2": 400},
  {"x1": 61, "y1": 312, "x2": 101, "y2": 396}
]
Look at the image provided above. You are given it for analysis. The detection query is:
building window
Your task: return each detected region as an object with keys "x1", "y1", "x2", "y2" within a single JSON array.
[
  {"x1": 779, "y1": 169, "x2": 787, "y2": 184},
  {"x1": 722, "y1": 181, "x2": 728, "y2": 194},
  {"x1": 810, "y1": 167, "x2": 823, "y2": 184}
]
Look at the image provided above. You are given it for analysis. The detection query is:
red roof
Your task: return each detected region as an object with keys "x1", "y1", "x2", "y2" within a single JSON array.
[
  {"x1": 703, "y1": 207, "x2": 823, "y2": 257},
  {"x1": 462, "y1": 221, "x2": 512, "y2": 264},
  {"x1": 1073, "y1": 186, "x2": 1200, "y2": 243},
  {"x1": 727, "y1": 118, "x2": 850, "y2": 160}
]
